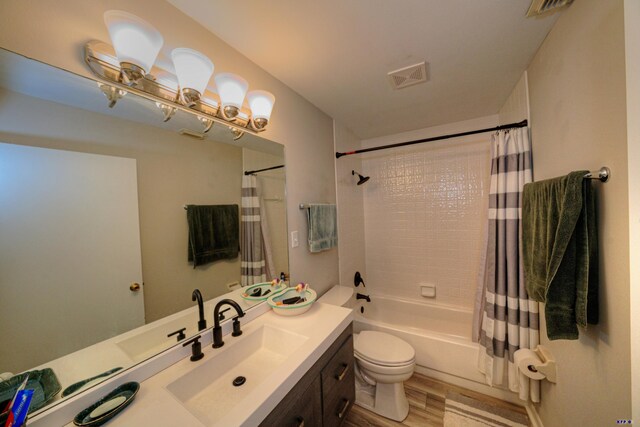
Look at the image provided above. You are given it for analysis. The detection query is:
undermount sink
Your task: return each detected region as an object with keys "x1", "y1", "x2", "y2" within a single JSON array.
[
  {"x1": 166, "y1": 324, "x2": 308, "y2": 426},
  {"x1": 116, "y1": 314, "x2": 197, "y2": 362}
]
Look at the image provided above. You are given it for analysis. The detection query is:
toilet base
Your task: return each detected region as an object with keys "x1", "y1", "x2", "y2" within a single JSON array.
[{"x1": 355, "y1": 379, "x2": 409, "y2": 422}]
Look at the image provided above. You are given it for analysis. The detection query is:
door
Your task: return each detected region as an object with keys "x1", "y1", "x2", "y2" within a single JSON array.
[{"x1": 0, "y1": 142, "x2": 144, "y2": 372}]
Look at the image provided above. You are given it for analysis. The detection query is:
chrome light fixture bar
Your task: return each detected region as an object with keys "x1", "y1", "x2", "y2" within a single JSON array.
[
  {"x1": 85, "y1": 40, "x2": 260, "y2": 137},
  {"x1": 85, "y1": 10, "x2": 276, "y2": 139}
]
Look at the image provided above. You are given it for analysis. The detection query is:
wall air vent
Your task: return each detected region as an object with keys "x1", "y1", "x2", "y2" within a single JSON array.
[
  {"x1": 387, "y1": 62, "x2": 428, "y2": 90},
  {"x1": 179, "y1": 129, "x2": 206, "y2": 140},
  {"x1": 526, "y1": 0, "x2": 574, "y2": 18}
]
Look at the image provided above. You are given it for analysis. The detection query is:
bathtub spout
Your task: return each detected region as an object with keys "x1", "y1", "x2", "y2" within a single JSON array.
[{"x1": 357, "y1": 293, "x2": 371, "y2": 302}]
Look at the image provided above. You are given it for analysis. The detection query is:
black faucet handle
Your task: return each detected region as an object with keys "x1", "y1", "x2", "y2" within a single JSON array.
[
  {"x1": 168, "y1": 327, "x2": 187, "y2": 341},
  {"x1": 232, "y1": 317, "x2": 243, "y2": 337},
  {"x1": 218, "y1": 307, "x2": 231, "y2": 321},
  {"x1": 183, "y1": 335, "x2": 204, "y2": 361},
  {"x1": 354, "y1": 271, "x2": 365, "y2": 287}
]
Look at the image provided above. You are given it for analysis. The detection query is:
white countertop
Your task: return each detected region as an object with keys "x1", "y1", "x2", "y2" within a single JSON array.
[{"x1": 61, "y1": 302, "x2": 352, "y2": 427}]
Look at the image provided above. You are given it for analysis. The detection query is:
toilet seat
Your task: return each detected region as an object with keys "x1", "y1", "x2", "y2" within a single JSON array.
[{"x1": 354, "y1": 331, "x2": 415, "y2": 367}]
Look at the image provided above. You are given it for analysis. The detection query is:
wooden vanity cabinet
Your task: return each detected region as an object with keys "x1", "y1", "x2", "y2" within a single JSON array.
[{"x1": 260, "y1": 324, "x2": 354, "y2": 427}]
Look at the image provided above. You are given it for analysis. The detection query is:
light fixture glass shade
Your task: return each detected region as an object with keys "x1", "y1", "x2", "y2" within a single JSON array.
[
  {"x1": 247, "y1": 90, "x2": 275, "y2": 121},
  {"x1": 214, "y1": 73, "x2": 249, "y2": 109},
  {"x1": 171, "y1": 48, "x2": 214, "y2": 96},
  {"x1": 103, "y1": 10, "x2": 163, "y2": 74}
]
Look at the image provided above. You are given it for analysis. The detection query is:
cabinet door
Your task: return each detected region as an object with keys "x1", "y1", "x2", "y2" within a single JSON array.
[
  {"x1": 260, "y1": 376, "x2": 322, "y2": 427},
  {"x1": 321, "y1": 336, "x2": 355, "y2": 427}
]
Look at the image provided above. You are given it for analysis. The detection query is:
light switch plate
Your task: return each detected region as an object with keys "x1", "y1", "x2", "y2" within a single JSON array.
[{"x1": 291, "y1": 231, "x2": 299, "y2": 248}]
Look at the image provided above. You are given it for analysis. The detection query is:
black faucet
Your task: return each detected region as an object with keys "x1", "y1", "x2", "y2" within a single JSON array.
[
  {"x1": 192, "y1": 289, "x2": 207, "y2": 331},
  {"x1": 212, "y1": 299, "x2": 244, "y2": 348},
  {"x1": 356, "y1": 293, "x2": 371, "y2": 303}
]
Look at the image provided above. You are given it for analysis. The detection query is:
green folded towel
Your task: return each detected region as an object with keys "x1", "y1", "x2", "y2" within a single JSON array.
[
  {"x1": 306, "y1": 204, "x2": 337, "y2": 253},
  {"x1": 187, "y1": 205, "x2": 239, "y2": 268},
  {"x1": 522, "y1": 171, "x2": 598, "y2": 340}
]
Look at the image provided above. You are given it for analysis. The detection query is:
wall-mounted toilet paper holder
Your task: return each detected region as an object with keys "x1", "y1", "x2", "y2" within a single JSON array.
[{"x1": 527, "y1": 345, "x2": 557, "y2": 383}]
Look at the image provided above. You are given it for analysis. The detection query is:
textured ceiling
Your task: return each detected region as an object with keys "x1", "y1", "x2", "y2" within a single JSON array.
[{"x1": 169, "y1": 0, "x2": 558, "y2": 139}]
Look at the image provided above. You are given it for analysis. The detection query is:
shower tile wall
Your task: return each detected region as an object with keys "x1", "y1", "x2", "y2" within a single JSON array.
[{"x1": 363, "y1": 138, "x2": 490, "y2": 308}]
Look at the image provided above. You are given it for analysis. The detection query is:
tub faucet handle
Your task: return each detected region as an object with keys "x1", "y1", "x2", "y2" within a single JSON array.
[{"x1": 354, "y1": 272, "x2": 365, "y2": 287}]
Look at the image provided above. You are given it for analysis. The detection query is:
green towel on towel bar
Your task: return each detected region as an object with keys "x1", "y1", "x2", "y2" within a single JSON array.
[
  {"x1": 187, "y1": 205, "x2": 239, "y2": 268},
  {"x1": 522, "y1": 171, "x2": 598, "y2": 340},
  {"x1": 306, "y1": 204, "x2": 338, "y2": 253}
]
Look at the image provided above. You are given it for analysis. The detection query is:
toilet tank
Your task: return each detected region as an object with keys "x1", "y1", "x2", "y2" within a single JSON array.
[{"x1": 318, "y1": 285, "x2": 354, "y2": 308}]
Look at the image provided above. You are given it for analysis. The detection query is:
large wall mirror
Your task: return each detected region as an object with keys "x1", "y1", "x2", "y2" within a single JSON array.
[{"x1": 0, "y1": 48, "x2": 288, "y2": 417}]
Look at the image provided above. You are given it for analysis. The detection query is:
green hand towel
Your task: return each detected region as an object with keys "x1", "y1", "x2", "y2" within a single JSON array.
[
  {"x1": 187, "y1": 205, "x2": 239, "y2": 268},
  {"x1": 522, "y1": 171, "x2": 598, "y2": 340}
]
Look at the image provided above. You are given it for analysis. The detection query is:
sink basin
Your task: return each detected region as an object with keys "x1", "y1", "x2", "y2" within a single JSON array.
[
  {"x1": 116, "y1": 314, "x2": 198, "y2": 362},
  {"x1": 166, "y1": 324, "x2": 308, "y2": 426}
]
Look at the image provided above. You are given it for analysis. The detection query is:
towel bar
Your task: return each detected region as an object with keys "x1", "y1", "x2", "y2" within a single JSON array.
[{"x1": 584, "y1": 166, "x2": 610, "y2": 182}]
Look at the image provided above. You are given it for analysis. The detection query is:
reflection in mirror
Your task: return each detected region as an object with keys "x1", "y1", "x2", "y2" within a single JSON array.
[{"x1": 0, "y1": 48, "x2": 288, "y2": 417}]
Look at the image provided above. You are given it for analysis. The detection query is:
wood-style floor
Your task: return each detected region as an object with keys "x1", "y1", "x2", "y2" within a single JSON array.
[{"x1": 344, "y1": 372, "x2": 530, "y2": 427}]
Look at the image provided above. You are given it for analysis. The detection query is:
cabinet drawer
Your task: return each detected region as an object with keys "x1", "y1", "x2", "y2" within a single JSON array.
[
  {"x1": 260, "y1": 376, "x2": 322, "y2": 427},
  {"x1": 321, "y1": 336, "x2": 355, "y2": 427},
  {"x1": 322, "y1": 367, "x2": 355, "y2": 427},
  {"x1": 321, "y1": 335, "x2": 354, "y2": 398}
]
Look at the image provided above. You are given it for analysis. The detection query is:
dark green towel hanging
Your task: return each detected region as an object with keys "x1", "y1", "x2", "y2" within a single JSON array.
[
  {"x1": 187, "y1": 205, "x2": 239, "y2": 268},
  {"x1": 522, "y1": 171, "x2": 598, "y2": 340}
]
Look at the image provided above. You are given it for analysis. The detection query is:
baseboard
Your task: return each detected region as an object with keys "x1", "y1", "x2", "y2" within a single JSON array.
[
  {"x1": 414, "y1": 365, "x2": 523, "y2": 406},
  {"x1": 526, "y1": 403, "x2": 544, "y2": 427}
]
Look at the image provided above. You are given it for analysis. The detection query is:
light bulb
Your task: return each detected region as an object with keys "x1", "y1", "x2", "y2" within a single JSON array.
[
  {"x1": 104, "y1": 10, "x2": 163, "y2": 84},
  {"x1": 171, "y1": 48, "x2": 214, "y2": 106},
  {"x1": 247, "y1": 90, "x2": 275, "y2": 128},
  {"x1": 214, "y1": 73, "x2": 248, "y2": 118}
]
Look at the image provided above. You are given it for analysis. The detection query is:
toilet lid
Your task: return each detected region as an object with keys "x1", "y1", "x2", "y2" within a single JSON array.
[{"x1": 354, "y1": 331, "x2": 415, "y2": 366}]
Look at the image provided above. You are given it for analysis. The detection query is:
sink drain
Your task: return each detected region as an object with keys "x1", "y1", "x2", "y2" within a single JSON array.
[{"x1": 232, "y1": 376, "x2": 246, "y2": 387}]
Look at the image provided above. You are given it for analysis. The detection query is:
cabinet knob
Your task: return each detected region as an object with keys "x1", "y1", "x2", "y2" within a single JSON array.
[
  {"x1": 130, "y1": 282, "x2": 141, "y2": 292},
  {"x1": 295, "y1": 416, "x2": 305, "y2": 427}
]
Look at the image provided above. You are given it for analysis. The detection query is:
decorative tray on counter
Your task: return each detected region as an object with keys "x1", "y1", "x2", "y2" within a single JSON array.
[
  {"x1": 73, "y1": 381, "x2": 139, "y2": 426},
  {"x1": 241, "y1": 280, "x2": 287, "y2": 302},
  {"x1": 267, "y1": 286, "x2": 317, "y2": 316}
]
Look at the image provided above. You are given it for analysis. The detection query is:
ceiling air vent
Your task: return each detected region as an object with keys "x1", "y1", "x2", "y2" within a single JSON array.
[
  {"x1": 527, "y1": 0, "x2": 574, "y2": 18},
  {"x1": 387, "y1": 62, "x2": 428, "y2": 90}
]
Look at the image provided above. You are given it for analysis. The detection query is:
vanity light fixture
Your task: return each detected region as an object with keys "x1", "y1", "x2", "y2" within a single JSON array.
[
  {"x1": 103, "y1": 10, "x2": 164, "y2": 86},
  {"x1": 171, "y1": 48, "x2": 214, "y2": 107},
  {"x1": 247, "y1": 90, "x2": 275, "y2": 130},
  {"x1": 214, "y1": 73, "x2": 248, "y2": 120},
  {"x1": 85, "y1": 10, "x2": 275, "y2": 139}
]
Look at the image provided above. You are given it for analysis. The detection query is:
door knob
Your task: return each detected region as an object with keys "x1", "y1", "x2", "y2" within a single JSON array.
[{"x1": 130, "y1": 282, "x2": 141, "y2": 292}]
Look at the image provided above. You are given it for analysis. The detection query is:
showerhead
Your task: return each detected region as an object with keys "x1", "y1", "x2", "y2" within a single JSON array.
[{"x1": 352, "y1": 170, "x2": 370, "y2": 185}]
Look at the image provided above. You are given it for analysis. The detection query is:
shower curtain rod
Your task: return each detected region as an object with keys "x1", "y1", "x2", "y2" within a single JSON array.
[
  {"x1": 244, "y1": 164, "x2": 285, "y2": 175},
  {"x1": 335, "y1": 119, "x2": 528, "y2": 158}
]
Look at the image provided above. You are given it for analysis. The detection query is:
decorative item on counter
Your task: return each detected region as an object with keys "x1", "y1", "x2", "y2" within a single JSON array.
[
  {"x1": 73, "y1": 382, "x2": 139, "y2": 426},
  {"x1": 267, "y1": 285, "x2": 317, "y2": 316},
  {"x1": 240, "y1": 279, "x2": 287, "y2": 302},
  {"x1": 62, "y1": 367, "x2": 124, "y2": 397},
  {"x1": 2, "y1": 375, "x2": 32, "y2": 427},
  {"x1": 0, "y1": 369, "x2": 60, "y2": 425}
]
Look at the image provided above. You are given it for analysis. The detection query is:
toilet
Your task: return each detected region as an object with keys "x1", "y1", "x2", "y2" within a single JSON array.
[{"x1": 319, "y1": 285, "x2": 416, "y2": 421}]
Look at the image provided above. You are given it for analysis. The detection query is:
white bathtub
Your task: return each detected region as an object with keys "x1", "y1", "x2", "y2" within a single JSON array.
[{"x1": 352, "y1": 294, "x2": 489, "y2": 386}]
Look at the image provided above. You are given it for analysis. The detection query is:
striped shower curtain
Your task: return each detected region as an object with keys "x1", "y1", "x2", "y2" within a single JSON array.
[
  {"x1": 476, "y1": 127, "x2": 540, "y2": 402},
  {"x1": 241, "y1": 175, "x2": 274, "y2": 286}
]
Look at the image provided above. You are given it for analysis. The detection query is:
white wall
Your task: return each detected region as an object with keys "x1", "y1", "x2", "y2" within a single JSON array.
[
  {"x1": 0, "y1": 0, "x2": 339, "y2": 295},
  {"x1": 526, "y1": 0, "x2": 631, "y2": 423},
  {"x1": 624, "y1": 0, "x2": 640, "y2": 419},
  {"x1": 334, "y1": 121, "x2": 366, "y2": 288},
  {"x1": 358, "y1": 116, "x2": 496, "y2": 307}
]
